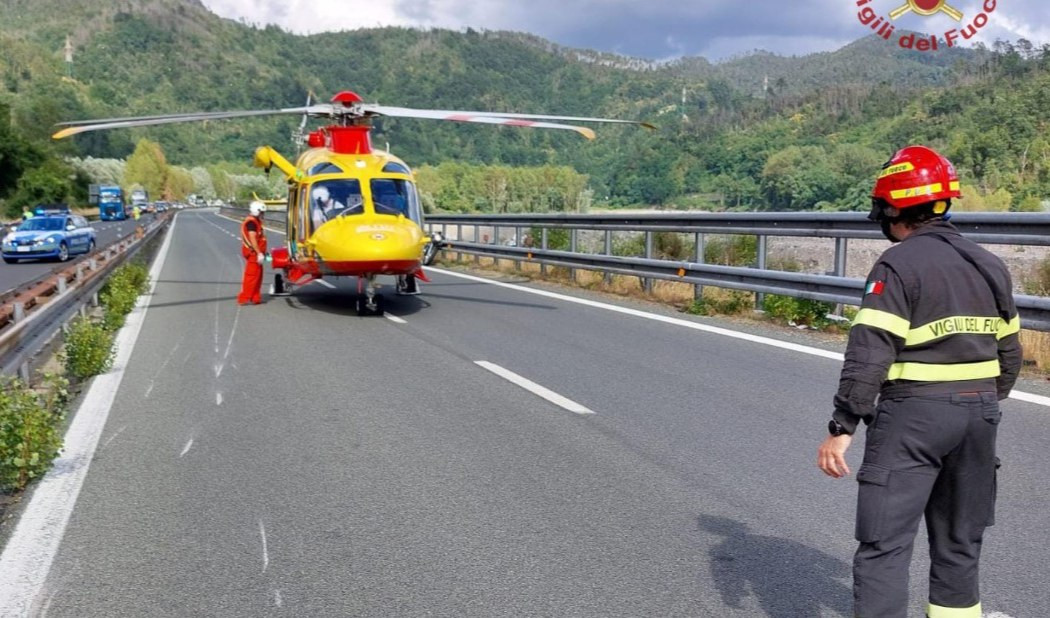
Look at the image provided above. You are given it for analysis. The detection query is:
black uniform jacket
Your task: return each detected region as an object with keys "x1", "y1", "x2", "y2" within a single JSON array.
[{"x1": 833, "y1": 220, "x2": 1023, "y2": 434}]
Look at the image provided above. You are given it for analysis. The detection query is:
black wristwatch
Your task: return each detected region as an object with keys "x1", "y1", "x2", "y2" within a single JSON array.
[{"x1": 828, "y1": 420, "x2": 850, "y2": 437}]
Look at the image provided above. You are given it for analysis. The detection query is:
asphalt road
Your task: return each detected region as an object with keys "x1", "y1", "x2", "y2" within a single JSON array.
[
  {"x1": 12, "y1": 210, "x2": 1050, "y2": 616},
  {"x1": 0, "y1": 217, "x2": 153, "y2": 296}
]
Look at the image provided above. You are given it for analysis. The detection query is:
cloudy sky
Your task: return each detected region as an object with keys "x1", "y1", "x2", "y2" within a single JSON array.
[{"x1": 201, "y1": 0, "x2": 1049, "y2": 61}]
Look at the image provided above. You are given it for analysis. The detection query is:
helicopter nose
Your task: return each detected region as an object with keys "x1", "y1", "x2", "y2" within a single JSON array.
[{"x1": 311, "y1": 217, "x2": 423, "y2": 264}]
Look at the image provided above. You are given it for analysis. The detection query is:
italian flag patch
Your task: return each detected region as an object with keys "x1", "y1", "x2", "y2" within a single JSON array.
[{"x1": 865, "y1": 280, "x2": 885, "y2": 295}]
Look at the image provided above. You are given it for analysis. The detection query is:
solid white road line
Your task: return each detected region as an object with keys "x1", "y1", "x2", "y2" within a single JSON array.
[
  {"x1": 179, "y1": 439, "x2": 194, "y2": 458},
  {"x1": 384, "y1": 314, "x2": 407, "y2": 324},
  {"x1": 433, "y1": 268, "x2": 1050, "y2": 409},
  {"x1": 434, "y1": 268, "x2": 843, "y2": 361},
  {"x1": 475, "y1": 361, "x2": 595, "y2": 415},
  {"x1": 0, "y1": 214, "x2": 180, "y2": 615}
]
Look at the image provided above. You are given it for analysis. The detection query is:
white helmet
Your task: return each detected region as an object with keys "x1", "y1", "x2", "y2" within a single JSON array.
[
  {"x1": 249, "y1": 200, "x2": 266, "y2": 216},
  {"x1": 313, "y1": 185, "x2": 330, "y2": 203}
]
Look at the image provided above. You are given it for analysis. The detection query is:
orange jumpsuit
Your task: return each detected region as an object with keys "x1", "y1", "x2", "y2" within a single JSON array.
[{"x1": 238, "y1": 215, "x2": 267, "y2": 305}]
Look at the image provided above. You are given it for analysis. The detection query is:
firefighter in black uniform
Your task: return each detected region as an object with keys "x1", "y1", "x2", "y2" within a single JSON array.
[{"x1": 817, "y1": 145, "x2": 1023, "y2": 618}]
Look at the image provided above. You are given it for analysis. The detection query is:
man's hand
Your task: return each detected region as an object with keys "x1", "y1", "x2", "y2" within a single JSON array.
[
  {"x1": 818, "y1": 434, "x2": 853, "y2": 479},
  {"x1": 256, "y1": 252, "x2": 265, "y2": 264}
]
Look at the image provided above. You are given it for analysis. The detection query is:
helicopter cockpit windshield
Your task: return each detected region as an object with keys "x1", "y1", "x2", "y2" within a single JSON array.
[
  {"x1": 370, "y1": 178, "x2": 423, "y2": 226},
  {"x1": 311, "y1": 180, "x2": 364, "y2": 230}
]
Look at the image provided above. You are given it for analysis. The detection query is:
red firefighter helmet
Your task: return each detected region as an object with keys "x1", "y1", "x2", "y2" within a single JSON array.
[{"x1": 872, "y1": 145, "x2": 961, "y2": 210}]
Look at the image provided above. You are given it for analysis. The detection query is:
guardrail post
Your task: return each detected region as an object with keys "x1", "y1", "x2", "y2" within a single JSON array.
[
  {"x1": 694, "y1": 233, "x2": 705, "y2": 301},
  {"x1": 833, "y1": 237, "x2": 849, "y2": 316},
  {"x1": 515, "y1": 226, "x2": 522, "y2": 272},
  {"x1": 18, "y1": 362, "x2": 29, "y2": 382},
  {"x1": 541, "y1": 228, "x2": 548, "y2": 277},
  {"x1": 76, "y1": 263, "x2": 84, "y2": 282},
  {"x1": 13, "y1": 302, "x2": 25, "y2": 323},
  {"x1": 474, "y1": 225, "x2": 480, "y2": 266},
  {"x1": 643, "y1": 231, "x2": 653, "y2": 294},
  {"x1": 603, "y1": 230, "x2": 613, "y2": 286},
  {"x1": 89, "y1": 258, "x2": 98, "y2": 271},
  {"x1": 493, "y1": 225, "x2": 501, "y2": 269},
  {"x1": 755, "y1": 235, "x2": 767, "y2": 309},
  {"x1": 569, "y1": 228, "x2": 578, "y2": 284},
  {"x1": 57, "y1": 277, "x2": 67, "y2": 294}
]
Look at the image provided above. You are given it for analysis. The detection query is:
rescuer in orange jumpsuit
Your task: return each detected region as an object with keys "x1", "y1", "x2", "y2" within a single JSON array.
[{"x1": 238, "y1": 201, "x2": 268, "y2": 305}]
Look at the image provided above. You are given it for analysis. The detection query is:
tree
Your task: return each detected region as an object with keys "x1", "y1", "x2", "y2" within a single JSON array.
[
  {"x1": 8, "y1": 159, "x2": 76, "y2": 215},
  {"x1": 123, "y1": 139, "x2": 168, "y2": 199},
  {"x1": 0, "y1": 102, "x2": 44, "y2": 201}
]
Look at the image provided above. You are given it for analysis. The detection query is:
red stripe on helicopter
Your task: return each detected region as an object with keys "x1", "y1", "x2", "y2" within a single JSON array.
[
  {"x1": 319, "y1": 259, "x2": 422, "y2": 276},
  {"x1": 447, "y1": 115, "x2": 473, "y2": 122},
  {"x1": 505, "y1": 120, "x2": 537, "y2": 127}
]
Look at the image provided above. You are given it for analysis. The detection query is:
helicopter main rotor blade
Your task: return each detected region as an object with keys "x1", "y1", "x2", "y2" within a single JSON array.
[
  {"x1": 360, "y1": 104, "x2": 656, "y2": 130},
  {"x1": 52, "y1": 106, "x2": 336, "y2": 139},
  {"x1": 411, "y1": 115, "x2": 599, "y2": 139}
]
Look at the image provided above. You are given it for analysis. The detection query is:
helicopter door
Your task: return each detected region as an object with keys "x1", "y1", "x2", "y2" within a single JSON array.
[
  {"x1": 298, "y1": 185, "x2": 310, "y2": 243},
  {"x1": 286, "y1": 186, "x2": 298, "y2": 244}
]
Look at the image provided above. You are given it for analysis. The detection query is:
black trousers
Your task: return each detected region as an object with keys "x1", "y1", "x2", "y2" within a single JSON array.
[{"x1": 853, "y1": 392, "x2": 1000, "y2": 618}]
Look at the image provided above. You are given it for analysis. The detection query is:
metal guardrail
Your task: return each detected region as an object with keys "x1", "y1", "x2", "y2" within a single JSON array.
[
  {"x1": 0, "y1": 215, "x2": 171, "y2": 379},
  {"x1": 425, "y1": 212, "x2": 1050, "y2": 332},
  {"x1": 425, "y1": 212, "x2": 1050, "y2": 245},
  {"x1": 442, "y1": 241, "x2": 1050, "y2": 331}
]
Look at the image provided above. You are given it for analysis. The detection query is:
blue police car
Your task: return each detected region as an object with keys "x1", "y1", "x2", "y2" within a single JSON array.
[{"x1": 2, "y1": 211, "x2": 97, "y2": 264}]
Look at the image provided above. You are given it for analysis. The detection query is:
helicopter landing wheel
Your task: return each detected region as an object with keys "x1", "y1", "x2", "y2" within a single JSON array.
[
  {"x1": 355, "y1": 293, "x2": 385, "y2": 316},
  {"x1": 270, "y1": 273, "x2": 290, "y2": 297},
  {"x1": 396, "y1": 274, "x2": 420, "y2": 295}
]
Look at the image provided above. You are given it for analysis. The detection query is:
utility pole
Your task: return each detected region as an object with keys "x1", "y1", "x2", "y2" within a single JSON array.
[{"x1": 64, "y1": 35, "x2": 74, "y2": 78}]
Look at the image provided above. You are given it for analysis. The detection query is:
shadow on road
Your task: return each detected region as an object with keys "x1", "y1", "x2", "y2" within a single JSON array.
[{"x1": 698, "y1": 514, "x2": 852, "y2": 617}]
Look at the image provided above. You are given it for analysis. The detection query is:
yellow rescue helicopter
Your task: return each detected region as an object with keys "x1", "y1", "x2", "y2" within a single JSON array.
[{"x1": 53, "y1": 91, "x2": 652, "y2": 315}]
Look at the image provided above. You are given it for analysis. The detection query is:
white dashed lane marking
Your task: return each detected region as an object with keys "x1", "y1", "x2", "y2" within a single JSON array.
[{"x1": 475, "y1": 361, "x2": 594, "y2": 415}]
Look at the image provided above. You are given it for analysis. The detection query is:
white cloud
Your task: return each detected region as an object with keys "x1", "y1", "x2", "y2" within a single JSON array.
[
  {"x1": 200, "y1": 0, "x2": 1049, "y2": 60},
  {"x1": 202, "y1": 0, "x2": 411, "y2": 33}
]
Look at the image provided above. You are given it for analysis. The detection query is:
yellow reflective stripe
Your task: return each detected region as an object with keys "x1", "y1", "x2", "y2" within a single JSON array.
[
  {"x1": 887, "y1": 360, "x2": 999, "y2": 382},
  {"x1": 878, "y1": 162, "x2": 915, "y2": 178},
  {"x1": 905, "y1": 315, "x2": 1005, "y2": 346},
  {"x1": 997, "y1": 315, "x2": 1020, "y2": 340},
  {"x1": 889, "y1": 182, "x2": 942, "y2": 200},
  {"x1": 853, "y1": 308, "x2": 910, "y2": 339},
  {"x1": 927, "y1": 601, "x2": 981, "y2": 618},
  {"x1": 949, "y1": 180, "x2": 960, "y2": 191}
]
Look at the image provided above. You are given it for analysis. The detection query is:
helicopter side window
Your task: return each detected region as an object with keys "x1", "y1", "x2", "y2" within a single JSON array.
[
  {"x1": 310, "y1": 163, "x2": 343, "y2": 175},
  {"x1": 370, "y1": 178, "x2": 422, "y2": 224},
  {"x1": 311, "y1": 180, "x2": 364, "y2": 229},
  {"x1": 381, "y1": 162, "x2": 411, "y2": 175}
]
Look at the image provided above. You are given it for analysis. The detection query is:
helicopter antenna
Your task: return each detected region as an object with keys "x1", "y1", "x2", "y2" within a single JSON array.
[{"x1": 292, "y1": 90, "x2": 314, "y2": 154}]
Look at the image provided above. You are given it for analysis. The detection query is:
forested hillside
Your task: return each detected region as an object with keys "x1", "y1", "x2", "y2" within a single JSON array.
[{"x1": 0, "y1": 0, "x2": 1047, "y2": 216}]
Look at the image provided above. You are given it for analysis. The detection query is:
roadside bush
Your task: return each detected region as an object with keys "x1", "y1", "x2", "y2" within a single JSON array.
[
  {"x1": 529, "y1": 226, "x2": 570, "y2": 251},
  {"x1": 63, "y1": 316, "x2": 114, "y2": 379},
  {"x1": 614, "y1": 232, "x2": 692, "y2": 260},
  {"x1": 0, "y1": 378, "x2": 64, "y2": 491},
  {"x1": 704, "y1": 235, "x2": 757, "y2": 266},
  {"x1": 762, "y1": 294, "x2": 835, "y2": 327},
  {"x1": 687, "y1": 290, "x2": 754, "y2": 316},
  {"x1": 1023, "y1": 256, "x2": 1050, "y2": 295},
  {"x1": 99, "y1": 262, "x2": 150, "y2": 331}
]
